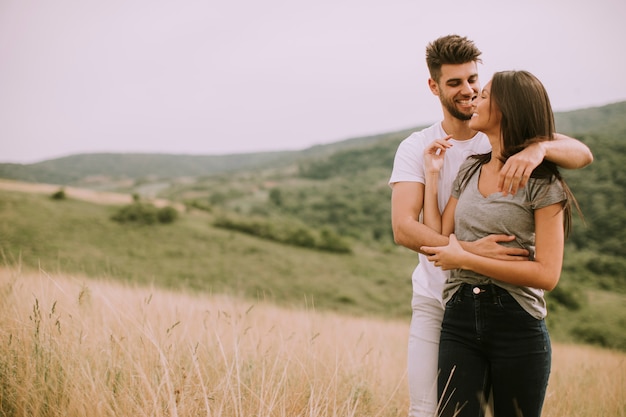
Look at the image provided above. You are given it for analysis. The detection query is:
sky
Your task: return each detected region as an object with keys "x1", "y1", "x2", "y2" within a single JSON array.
[{"x1": 1, "y1": 0, "x2": 625, "y2": 164}]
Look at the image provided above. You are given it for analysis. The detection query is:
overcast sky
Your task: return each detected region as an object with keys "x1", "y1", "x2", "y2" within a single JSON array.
[{"x1": 1, "y1": 0, "x2": 625, "y2": 163}]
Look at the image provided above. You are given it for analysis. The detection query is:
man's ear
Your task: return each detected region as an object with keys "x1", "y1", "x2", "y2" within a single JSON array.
[{"x1": 428, "y1": 78, "x2": 439, "y2": 96}]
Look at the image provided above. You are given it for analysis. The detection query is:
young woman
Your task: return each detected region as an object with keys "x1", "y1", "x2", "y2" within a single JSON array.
[{"x1": 420, "y1": 70, "x2": 581, "y2": 417}]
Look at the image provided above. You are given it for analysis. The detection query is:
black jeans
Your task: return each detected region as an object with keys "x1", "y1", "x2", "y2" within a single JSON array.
[{"x1": 437, "y1": 284, "x2": 551, "y2": 417}]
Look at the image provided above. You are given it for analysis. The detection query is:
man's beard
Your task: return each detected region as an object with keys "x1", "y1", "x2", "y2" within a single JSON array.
[{"x1": 441, "y1": 95, "x2": 473, "y2": 121}]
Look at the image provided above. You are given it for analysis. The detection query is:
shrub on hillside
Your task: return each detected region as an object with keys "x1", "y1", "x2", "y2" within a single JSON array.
[
  {"x1": 185, "y1": 199, "x2": 213, "y2": 213},
  {"x1": 318, "y1": 227, "x2": 352, "y2": 253},
  {"x1": 547, "y1": 282, "x2": 586, "y2": 311},
  {"x1": 111, "y1": 203, "x2": 178, "y2": 225},
  {"x1": 571, "y1": 321, "x2": 626, "y2": 351},
  {"x1": 213, "y1": 213, "x2": 352, "y2": 253},
  {"x1": 50, "y1": 188, "x2": 66, "y2": 200},
  {"x1": 111, "y1": 203, "x2": 158, "y2": 224},
  {"x1": 157, "y1": 206, "x2": 178, "y2": 223}
]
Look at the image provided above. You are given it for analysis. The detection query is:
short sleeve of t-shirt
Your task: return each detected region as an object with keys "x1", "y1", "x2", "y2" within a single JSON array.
[
  {"x1": 527, "y1": 176, "x2": 567, "y2": 209},
  {"x1": 388, "y1": 132, "x2": 427, "y2": 185}
]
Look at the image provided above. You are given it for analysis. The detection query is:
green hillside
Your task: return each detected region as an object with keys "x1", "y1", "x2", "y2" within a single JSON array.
[
  {"x1": 1, "y1": 188, "x2": 624, "y2": 351},
  {"x1": 554, "y1": 100, "x2": 626, "y2": 137},
  {"x1": 0, "y1": 190, "x2": 414, "y2": 319},
  {"x1": 0, "y1": 129, "x2": 413, "y2": 186},
  {"x1": 1, "y1": 101, "x2": 625, "y2": 351},
  {"x1": 0, "y1": 102, "x2": 623, "y2": 188}
]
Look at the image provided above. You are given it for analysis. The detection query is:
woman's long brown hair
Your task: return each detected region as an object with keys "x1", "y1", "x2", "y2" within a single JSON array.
[{"x1": 459, "y1": 70, "x2": 581, "y2": 237}]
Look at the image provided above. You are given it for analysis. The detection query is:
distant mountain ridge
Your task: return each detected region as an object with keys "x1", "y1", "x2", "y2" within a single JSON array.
[
  {"x1": 0, "y1": 151, "x2": 297, "y2": 186},
  {"x1": 1, "y1": 101, "x2": 624, "y2": 186},
  {"x1": 0, "y1": 127, "x2": 417, "y2": 186},
  {"x1": 554, "y1": 100, "x2": 626, "y2": 136}
]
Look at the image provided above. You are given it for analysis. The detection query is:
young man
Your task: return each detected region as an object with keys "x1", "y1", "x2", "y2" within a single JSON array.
[{"x1": 389, "y1": 34, "x2": 593, "y2": 417}]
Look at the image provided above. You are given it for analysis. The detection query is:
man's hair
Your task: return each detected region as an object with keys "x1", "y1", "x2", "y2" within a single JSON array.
[{"x1": 426, "y1": 34, "x2": 482, "y2": 82}]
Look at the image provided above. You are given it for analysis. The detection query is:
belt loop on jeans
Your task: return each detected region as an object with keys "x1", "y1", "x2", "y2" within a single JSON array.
[
  {"x1": 489, "y1": 284, "x2": 499, "y2": 304},
  {"x1": 456, "y1": 285, "x2": 465, "y2": 302}
]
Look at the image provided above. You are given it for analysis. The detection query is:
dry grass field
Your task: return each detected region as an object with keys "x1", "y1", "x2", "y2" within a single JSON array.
[{"x1": 0, "y1": 267, "x2": 623, "y2": 417}]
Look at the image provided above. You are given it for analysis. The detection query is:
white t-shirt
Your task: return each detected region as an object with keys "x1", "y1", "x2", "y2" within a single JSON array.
[{"x1": 388, "y1": 122, "x2": 491, "y2": 306}]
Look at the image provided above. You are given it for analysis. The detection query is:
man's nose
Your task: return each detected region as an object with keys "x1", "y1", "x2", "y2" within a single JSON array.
[{"x1": 460, "y1": 81, "x2": 474, "y2": 96}]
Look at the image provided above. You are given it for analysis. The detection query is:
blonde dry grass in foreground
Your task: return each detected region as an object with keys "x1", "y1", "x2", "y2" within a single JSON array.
[{"x1": 0, "y1": 268, "x2": 623, "y2": 417}]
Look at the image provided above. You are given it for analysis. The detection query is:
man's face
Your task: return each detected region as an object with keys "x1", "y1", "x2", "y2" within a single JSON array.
[{"x1": 429, "y1": 62, "x2": 480, "y2": 121}]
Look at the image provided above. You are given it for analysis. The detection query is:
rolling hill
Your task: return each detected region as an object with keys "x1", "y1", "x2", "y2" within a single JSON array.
[{"x1": 1, "y1": 100, "x2": 625, "y2": 351}]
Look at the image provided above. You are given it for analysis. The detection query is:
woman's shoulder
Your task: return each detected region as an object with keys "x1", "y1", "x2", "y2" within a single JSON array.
[
  {"x1": 525, "y1": 175, "x2": 567, "y2": 208},
  {"x1": 458, "y1": 155, "x2": 484, "y2": 176}
]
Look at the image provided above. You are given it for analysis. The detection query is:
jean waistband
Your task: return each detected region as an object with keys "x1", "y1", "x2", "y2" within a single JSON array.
[{"x1": 457, "y1": 283, "x2": 509, "y2": 303}]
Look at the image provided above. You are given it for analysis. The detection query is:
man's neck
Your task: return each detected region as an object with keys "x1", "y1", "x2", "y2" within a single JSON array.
[{"x1": 441, "y1": 117, "x2": 477, "y2": 141}]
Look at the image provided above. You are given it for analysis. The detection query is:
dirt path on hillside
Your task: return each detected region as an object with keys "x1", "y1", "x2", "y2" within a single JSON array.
[{"x1": 0, "y1": 179, "x2": 184, "y2": 210}]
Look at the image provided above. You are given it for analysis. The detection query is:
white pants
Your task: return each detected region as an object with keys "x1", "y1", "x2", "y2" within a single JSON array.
[{"x1": 407, "y1": 293, "x2": 444, "y2": 417}]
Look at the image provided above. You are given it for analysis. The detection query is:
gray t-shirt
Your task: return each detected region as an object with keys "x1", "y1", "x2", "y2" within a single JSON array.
[{"x1": 443, "y1": 158, "x2": 567, "y2": 319}]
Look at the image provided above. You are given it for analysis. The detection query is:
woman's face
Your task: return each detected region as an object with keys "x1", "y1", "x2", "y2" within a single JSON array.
[{"x1": 468, "y1": 81, "x2": 501, "y2": 135}]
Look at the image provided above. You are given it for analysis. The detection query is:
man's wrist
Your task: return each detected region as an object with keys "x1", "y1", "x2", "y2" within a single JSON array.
[
  {"x1": 459, "y1": 239, "x2": 474, "y2": 254},
  {"x1": 535, "y1": 140, "x2": 548, "y2": 159}
]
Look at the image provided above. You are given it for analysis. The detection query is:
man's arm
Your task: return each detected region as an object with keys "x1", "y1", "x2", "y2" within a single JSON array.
[
  {"x1": 391, "y1": 181, "x2": 448, "y2": 253},
  {"x1": 421, "y1": 204, "x2": 565, "y2": 291},
  {"x1": 547, "y1": 133, "x2": 594, "y2": 168},
  {"x1": 498, "y1": 133, "x2": 593, "y2": 195},
  {"x1": 391, "y1": 181, "x2": 528, "y2": 259}
]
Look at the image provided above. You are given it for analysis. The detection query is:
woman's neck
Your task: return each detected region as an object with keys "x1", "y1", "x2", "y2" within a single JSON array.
[
  {"x1": 487, "y1": 133, "x2": 503, "y2": 165},
  {"x1": 484, "y1": 157, "x2": 504, "y2": 172}
]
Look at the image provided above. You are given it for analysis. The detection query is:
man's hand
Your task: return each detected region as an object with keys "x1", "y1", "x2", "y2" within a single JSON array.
[
  {"x1": 498, "y1": 142, "x2": 545, "y2": 196},
  {"x1": 464, "y1": 234, "x2": 529, "y2": 260},
  {"x1": 421, "y1": 234, "x2": 530, "y2": 271}
]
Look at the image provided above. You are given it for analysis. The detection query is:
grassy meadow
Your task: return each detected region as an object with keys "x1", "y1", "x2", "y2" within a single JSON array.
[
  {"x1": 0, "y1": 267, "x2": 624, "y2": 417},
  {"x1": 2, "y1": 101, "x2": 626, "y2": 416},
  {"x1": 1, "y1": 187, "x2": 625, "y2": 351},
  {"x1": 0, "y1": 184, "x2": 625, "y2": 415},
  {"x1": 0, "y1": 188, "x2": 416, "y2": 319}
]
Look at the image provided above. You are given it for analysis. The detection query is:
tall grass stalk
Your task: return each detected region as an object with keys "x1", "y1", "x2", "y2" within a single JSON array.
[
  {"x1": 0, "y1": 267, "x2": 623, "y2": 416},
  {"x1": 0, "y1": 268, "x2": 407, "y2": 416}
]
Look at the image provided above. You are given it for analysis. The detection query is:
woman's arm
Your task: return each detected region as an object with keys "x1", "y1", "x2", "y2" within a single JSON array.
[
  {"x1": 420, "y1": 202, "x2": 564, "y2": 290},
  {"x1": 422, "y1": 138, "x2": 452, "y2": 232},
  {"x1": 423, "y1": 169, "x2": 442, "y2": 232},
  {"x1": 440, "y1": 196, "x2": 457, "y2": 237}
]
